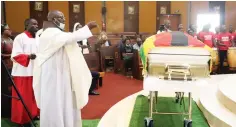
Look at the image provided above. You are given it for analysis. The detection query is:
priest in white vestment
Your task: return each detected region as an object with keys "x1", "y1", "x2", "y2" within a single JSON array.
[{"x1": 33, "y1": 10, "x2": 98, "y2": 127}]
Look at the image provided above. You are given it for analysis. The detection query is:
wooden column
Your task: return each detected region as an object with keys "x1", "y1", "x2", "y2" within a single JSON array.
[
  {"x1": 156, "y1": 1, "x2": 171, "y2": 31},
  {"x1": 30, "y1": 1, "x2": 48, "y2": 29}
]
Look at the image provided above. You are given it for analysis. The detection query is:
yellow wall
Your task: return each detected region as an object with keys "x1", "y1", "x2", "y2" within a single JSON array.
[
  {"x1": 106, "y1": 1, "x2": 124, "y2": 33},
  {"x1": 225, "y1": 1, "x2": 236, "y2": 30},
  {"x1": 5, "y1": 1, "x2": 29, "y2": 32},
  {"x1": 84, "y1": 1, "x2": 102, "y2": 34},
  {"x1": 48, "y1": 1, "x2": 69, "y2": 32},
  {"x1": 171, "y1": 1, "x2": 188, "y2": 31},
  {"x1": 4, "y1": 1, "x2": 236, "y2": 33},
  {"x1": 190, "y1": 1, "x2": 209, "y2": 26},
  {"x1": 139, "y1": 1, "x2": 156, "y2": 33}
]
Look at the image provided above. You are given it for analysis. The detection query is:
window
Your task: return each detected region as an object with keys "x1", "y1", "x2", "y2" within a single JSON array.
[{"x1": 197, "y1": 14, "x2": 220, "y2": 33}]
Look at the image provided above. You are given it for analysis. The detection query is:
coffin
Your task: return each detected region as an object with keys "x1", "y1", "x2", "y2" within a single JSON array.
[{"x1": 147, "y1": 47, "x2": 211, "y2": 80}]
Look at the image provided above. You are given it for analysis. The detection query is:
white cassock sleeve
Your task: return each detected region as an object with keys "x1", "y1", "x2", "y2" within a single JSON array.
[{"x1": 55, "y1": 25, "x2": 92, "y2": 45}]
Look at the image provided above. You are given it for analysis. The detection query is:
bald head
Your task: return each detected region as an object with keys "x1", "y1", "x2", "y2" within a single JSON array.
[
  {"x1": 47, "y1": 10, "x2": 64, "y2": 21},
  {"x1": 46, "y1": 10, "x2": 66, "y2": 30}
]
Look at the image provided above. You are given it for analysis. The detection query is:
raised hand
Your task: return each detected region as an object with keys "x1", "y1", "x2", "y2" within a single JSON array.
[{"x1": 87, "y1": 21, "x2": 97, "y2": 30}]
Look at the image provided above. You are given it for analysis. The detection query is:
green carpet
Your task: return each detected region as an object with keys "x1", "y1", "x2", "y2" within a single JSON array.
[
  {"x1": 129, "y1": 95, "x2": 209, "y2": 127},
  {"x1": 1, "y1": 118, "x2": 100, "y2": 127}
]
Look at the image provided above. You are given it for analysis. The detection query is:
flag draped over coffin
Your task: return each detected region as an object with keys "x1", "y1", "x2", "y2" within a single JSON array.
[{"x1": 139, "y1": 31, "x2": 213, "y2": 75}]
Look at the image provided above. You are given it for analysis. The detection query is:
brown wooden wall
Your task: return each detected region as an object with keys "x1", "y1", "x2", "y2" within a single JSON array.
[
  {"x1": 4, "y1": 1, "x2": 236, "y2": 33},
  {"x1": 124, "y1": 1, "x2": 139, "y2": 32},
  {"x1": 69, "y1": 1, "x2": 85, "y2": 32},
  {"x1": 29, "y1": 1, "x2": 48, "y2": 29},
  {"x1": 156, "y1": 1, "x2": 171, "y2": 31}
]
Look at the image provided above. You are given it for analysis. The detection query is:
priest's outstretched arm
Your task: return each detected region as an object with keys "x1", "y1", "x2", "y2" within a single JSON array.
[{"x1": 54, "y1": 22, "x2": 97, "y2": 46}]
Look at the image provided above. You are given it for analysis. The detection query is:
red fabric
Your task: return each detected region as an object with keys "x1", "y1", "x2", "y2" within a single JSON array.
[
  {"x1": 24, "y1": 31, "x2": 33, "y2": 38},
  {"x1": 154, "y1": 32, "x2": 172, "y2": 46},
  {"x1": 197, "y1": 31, "x2": 214, "y2": 48},
  {"x1": 217, "y1": 32, "x2": 232, "y2": 50},
  {"x1": 213, "y1": 33, "x2": 219, "y2": 42},
  {"x1": 186, "y1": 33, "x2": 205, "y2": 47},
  {"x1": 13, "y1": 54, "x2": 30, "y2": 67},
  {"x1": 193, "y1": 33, "x2": 198, "y2": 39},
  {"x1": 11, "y1": 76, "x2": 39, "y2": 124}
]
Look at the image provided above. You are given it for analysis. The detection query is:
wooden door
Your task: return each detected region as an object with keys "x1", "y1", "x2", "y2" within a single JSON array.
[
  {"x1": 159, "y1": 14, "x2": 181, "y2": 31},
  {"x1": 69, "y1": 1, "x2": 85, "y2": 32},
  {"x1": 30, "y1": 1, "x2": 48, "y2": 29},
  {"x1": 209, "y1": 1, "x2": 225, "y2": 25},
  {"x1": 156, "y1": 1, "x2": 171, "y2": 31},
  {"x1": 124, "y1": 1, "x2": 139, "y2": 32},
  {"x1": 1, "y1": 1, "x2": 6, "y2": 23}
]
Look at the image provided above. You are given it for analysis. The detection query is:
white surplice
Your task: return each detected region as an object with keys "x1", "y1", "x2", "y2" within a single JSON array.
[{"x1": 33, "y1": 26, "x2": 93, "y2": 127}]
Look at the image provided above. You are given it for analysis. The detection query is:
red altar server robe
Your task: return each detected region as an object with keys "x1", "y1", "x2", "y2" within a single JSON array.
[{"x1": 11, "y1": 31, "x2": 39, "y2": 124}]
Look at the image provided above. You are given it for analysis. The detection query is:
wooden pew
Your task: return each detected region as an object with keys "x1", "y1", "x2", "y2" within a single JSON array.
[
  {"x1": 114, "y1": 46, "x2": 124, "y2": 73},
  {"x1": 100, "y1": 46, "x2": 115, "y2": 72},
  {"x1": 132, "y1": 50, "x2": 143, "y2": 80},
  {"x1": 83, "y1": 52, "x2": 104, "y2": 87},
  {"x1": 83, "y1": 52, "x2": 102, "y2": 71}
]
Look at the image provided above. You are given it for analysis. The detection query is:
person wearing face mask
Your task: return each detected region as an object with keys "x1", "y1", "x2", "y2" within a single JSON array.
[
  {"x1": 133, "y1": 37, "x2": 143, "y2": 51},
  {"x1": 33, "y1": 10, "x2": 98, "y2": 127},
  {"x1": 10, "y1": 18, "x2": 39, "y2": 127}
]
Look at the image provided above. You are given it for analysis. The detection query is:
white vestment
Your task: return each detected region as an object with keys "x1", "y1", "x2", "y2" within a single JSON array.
[
  {"x1": 33, "y1": 26, "x2": 93, "y2": 127},
  {"x1": 11, "y1": 32, "x2": 37, "y2": 76}
]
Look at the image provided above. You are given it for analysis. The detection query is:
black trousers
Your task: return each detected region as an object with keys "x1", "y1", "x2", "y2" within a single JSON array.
[
  {"x1": 124, "y1": 58, "x2": 133, "y2": 72},
  {"x1": 90, "y1": 71, "x2": 100, "y2": 91},
  {"x1": 218, "y1": 50, "x2": 228, "y2": 72}
]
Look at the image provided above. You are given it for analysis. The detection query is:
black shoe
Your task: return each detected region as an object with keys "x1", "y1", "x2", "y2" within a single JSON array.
[
  {"x1": 33, "y1": 116, "x2": 40, "y2": 120},
  {"x1": 89, "y1": 91, "x2": 100, "y2": 95},
  {"x1": 21, "y1": 123, "x2": 32, "y2": 127}
]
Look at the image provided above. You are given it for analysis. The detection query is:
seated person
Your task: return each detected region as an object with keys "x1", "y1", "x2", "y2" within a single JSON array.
[
  {"x1": 74, "y1": 22, "x2": 91, "y2": 54},
  {"x1": 90, "y1": 71, "x2": 100, "y2": 95},
  {"x1": 120, "y1": 38, "x2": 133, "y2": 76},
  {"x1": 117, "y1": 35, "x2": 127, "y2": 48},
  {"x1": 73, "y1": 23, "x2": 100, "y2": 95},
  {"x1": 157, "y1": 20, "x2": 172, "y2": 34},
  {"x1": 95, "y1": 32, "x2": 111, "y2": 51},
  {"x1": 133, "y1": 37, "x2": 143, "y2": 51},
  {"x1": 178, "y1": 24, "x2": 184, "y2": 32}
]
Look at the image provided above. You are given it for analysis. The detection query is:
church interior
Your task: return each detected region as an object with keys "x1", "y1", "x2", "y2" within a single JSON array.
[{"x1": 1, "y1": 1, "x2": 236, "y2": 127}]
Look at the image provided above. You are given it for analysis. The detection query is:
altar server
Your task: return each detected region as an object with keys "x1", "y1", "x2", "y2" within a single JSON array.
[{"x1": 11, "y1": 18, "x2": 39, "y2": 126}]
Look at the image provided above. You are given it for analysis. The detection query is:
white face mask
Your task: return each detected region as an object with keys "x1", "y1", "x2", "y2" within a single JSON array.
[
  {"x1": 53, "y1": 18, "x2": 65, "y2": 30},
  {"x1": 58, "y1": 23, "x2": 65, "y2": 30}
]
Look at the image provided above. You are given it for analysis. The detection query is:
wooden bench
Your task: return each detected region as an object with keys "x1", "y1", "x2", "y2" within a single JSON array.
[
  {"x1": 83, "y1": 52, "x2": 105, "y2": 87},
  {"x1": 132, "y1": 50, "x2": 143, "y2": 80}
]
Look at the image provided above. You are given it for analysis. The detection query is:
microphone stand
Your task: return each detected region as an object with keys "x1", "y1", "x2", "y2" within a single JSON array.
[{"x1": 1, "y1": 59, "x2": 36, "y2": 127}]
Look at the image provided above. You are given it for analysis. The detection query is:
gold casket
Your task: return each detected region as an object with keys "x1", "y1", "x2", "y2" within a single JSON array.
[{"x1": 147, "y1": 47, "x2": 211, "y2": 81}]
